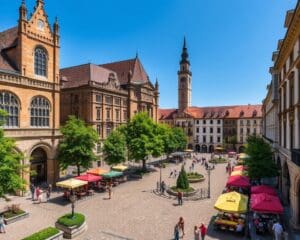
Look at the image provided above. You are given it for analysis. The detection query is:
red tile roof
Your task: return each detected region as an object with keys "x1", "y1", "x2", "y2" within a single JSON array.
[
  {"x1": 0, "y1": 27, "x2": 19, "y2": 73},
  {"x1": 60, "y1": 63, "x2": 118, "y2": 88},
  {"x1": 100, "y1": 57, "x2": 149, "y2": 85},
  {"x1": 159, "y1": 104, "x2": 262, "y2": 120}
]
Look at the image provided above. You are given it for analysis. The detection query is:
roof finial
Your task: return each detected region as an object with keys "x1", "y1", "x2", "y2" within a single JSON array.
[
  {"x1": 135, "y1": 51, "x2": 138, "y2": 59},
  {"x1": 36, "y1": 0, "x2": 44, "y2": 6},
  {"x1": 183, "y1": 36, "x2": 186, "y2": 49}
]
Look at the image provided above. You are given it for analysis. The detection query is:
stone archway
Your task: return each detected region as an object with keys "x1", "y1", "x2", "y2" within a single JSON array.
[
  {"x1": 188, "y1": 144, "x2": 193, "y2": 150},
  {"x1": 30, "y1": 147, "x2": 48, "y2": 185},
  {"x1": 201, "y1": 145, "x2": 207, "y2": 153},
  {"x1": 209, "y1": 145, "x2": 214, "y2": 153},
  {"x1": 283, "y1": 161, "x2": 291, "y2": 204},
  {"x1": 195, "y1": 144, "x2": 200, "y2": 152},
  {"x1": 238, "y1": 146, "x2": 245, "y2": 153}
]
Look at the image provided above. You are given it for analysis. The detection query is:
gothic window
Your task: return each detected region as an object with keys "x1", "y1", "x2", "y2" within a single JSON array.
[
  {"x1": 34, "y1": 47, "x2": 47, "y2": 77},
  {"x1": 0, "y1": 92, "x2": 19, "y2": 127},
  {"x1": 30, "y1": 97, "x2": 50, "y2": 127}
]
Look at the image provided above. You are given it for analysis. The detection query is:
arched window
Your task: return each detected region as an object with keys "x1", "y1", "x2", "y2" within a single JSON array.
[
  {"x1": 30, "y1": 97, "x2": 50, "y2": 127},
  {"x1": 34, "y1": 47, "x2": 47, "y2": 76},
  {"x1": 0, "y1": 92, "x2": 20, "y2": 127}
]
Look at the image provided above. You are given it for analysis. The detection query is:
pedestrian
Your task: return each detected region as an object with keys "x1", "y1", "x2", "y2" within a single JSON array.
[
  {"x1": 30, "y1": 183, "x2": 35, "y2": 200},
  {"x1": 174, "y1": 223, "x2": 180, "y2": 240},
  {"x1": 177, "y1": 191, "x2": 183, "y2": 205},
  {"x1": 174, "y1": 170, "x2": 177, "y2": 178},
  {"x1": 161, "y1": 181, "x2": 166, "y2": 194},
  {"x1": 178, "y1": 217, "x2": 185, "y2": 236},
  {"x1": 46, "y1": 184, "x2": 52, "y2": 201},
  {"x1": 0, "y1": 214, "x2": 6, "y2": 233},
  {"x1": 194, "y1": 225, "x2": 200, "y2": 240},
  {"x1": 36, "y1": 187, "x2": 41, "y2": 203},
  {"x1": 272, "y1": 221, "x2": 283, "y2": 240},
  {"x1": 169, "y1": 169, "x2": 173, "y2": 178},
  {"x1": 200, "y1": 223, "x2": 207, "y2": 240},
  {"x1": 107, "y1": 182, "x2": 112, "y2": 199}
]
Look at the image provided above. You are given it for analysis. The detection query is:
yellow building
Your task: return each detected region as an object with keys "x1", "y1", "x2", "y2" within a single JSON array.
[{"x1": 0, "y1": 0, "x2": 60, "y2": 187}]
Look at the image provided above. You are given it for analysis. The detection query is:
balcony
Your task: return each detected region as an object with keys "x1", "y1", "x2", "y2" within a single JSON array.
[{"x1": 292, "y1": 149, "x2": 300, "y2": 167}]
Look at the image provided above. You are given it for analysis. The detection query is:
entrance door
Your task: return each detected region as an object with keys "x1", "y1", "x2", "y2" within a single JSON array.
[{"x1": 30, "y1": 148, "x2": 47, "y2": 185}]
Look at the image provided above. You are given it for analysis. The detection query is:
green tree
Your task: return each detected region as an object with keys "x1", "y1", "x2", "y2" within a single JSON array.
[
  {"x1": 245, "y1": 135, "x2": 279, "y2": 179},
  {"x1": 172, "y1": 127, "x2": 187, "y2": 151},
  {"x1": 176, "y1": 166, "x2": 189, "y2": 189},
  {"x1": 58, "y1": 116, "x2": 99, "y2": 176},
  {"x1": 126, "y1": 112, "x2": 163, "y2": 170},
  {"x1": 0, "y1": 110, "x2": 26, "y2": 197},
  {"x1": 103, "y1": 128, "x2": 126, "y2": 166}
]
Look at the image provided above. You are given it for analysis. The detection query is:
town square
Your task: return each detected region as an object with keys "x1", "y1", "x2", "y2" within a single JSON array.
[{"x1": 0, "y1": 0, "x2": 300, "y2": 239}]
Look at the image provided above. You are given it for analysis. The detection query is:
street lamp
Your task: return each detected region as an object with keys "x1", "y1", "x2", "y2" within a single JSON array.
[
  {"x1": 207, "y1": 167, "x2": 211, "y2": 199},
  {"x1": 69, "y1": 190, "x2": 76, "y2": 218}
]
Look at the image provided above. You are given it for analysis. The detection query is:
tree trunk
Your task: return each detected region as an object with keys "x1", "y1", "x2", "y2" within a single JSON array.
[
  {"x1": 77, "y1": 165, "x2": 81, "y2": 176},
  {"x1": 142, "y1": 159, "x2": 146, "y2": 171}
]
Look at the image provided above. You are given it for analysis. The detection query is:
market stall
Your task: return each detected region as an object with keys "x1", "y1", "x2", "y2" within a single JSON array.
[
  {"x1": 56, "y1": 178, "x2": 88, "y2": 199},
  {"x1": 111, "y1": 164, "x2": 128, "y2": 172},
  {"x1": 230, "y1": 170, "x2": 244, "y2": 176},
  {"x1": 102, "y1": 171, "x2": 125, "y2": 185},
  {"x1": 227, "y1": 175, "x2": 250, "y2": 188},
  {"x1": 75, "y1": 174, "x2": 102, "y2": 193},
  {"x1": 233, "y1": 165, "x2": 247, "y2": 171},
  {"x1": 87, "y1": 167, "x2": 109, "y2": 176},
  {"x1": 213, "y1": 191, "x2": 248, "y2": 233},
  {"x1": 251, "y1": 185, "x2": 277, "y2": 196}
]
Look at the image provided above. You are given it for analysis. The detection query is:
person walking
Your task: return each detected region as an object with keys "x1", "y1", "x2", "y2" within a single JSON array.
[
  {"x1": 178, "y1": 217, "x2": 185, "y2": 237},
  {"x1": 30, "y1": 183, "x2": 35, "y2": 200},
  {"x1": 46, "y1": 184, "x2": 52, "y2": 201},
  {"x1": 272, "y1": 221, "x2": 283, "y2": 240},
  {"x1": 200, "y1": 223, "x2": 207, "y2": 240},
  {"x1": 177, "y1": 191, "x2": 183, "y2": 205},
  {"x1": 174, "y1": 223, "x2": 180, "y2": 240},
  {"x1": 0, "y1": 214, "x2": 6, "y2": 233},
  {"x1": 194, "y1": 225, "x2": 200, "y2": 240},
  {"x1": 161, "y1": 181, "x2": 166, "y2": 194},
  {"x1": 107, "y1": 182, "x2": 112, "y2": 199},
  {"x1": 169, "y1": 169, "x2": 173, "y2": 178},
  {"x1": 36, "y1": 187, "x2": 41, "y2": 203}
]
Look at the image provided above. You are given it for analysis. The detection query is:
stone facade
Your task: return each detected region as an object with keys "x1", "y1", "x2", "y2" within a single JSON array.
[
  {"x1": 264, "y1": 2, "x2": 300, "y2": 229},
  {"x1": 0, "y1": 0, "x2": 60, "y2": 188}
]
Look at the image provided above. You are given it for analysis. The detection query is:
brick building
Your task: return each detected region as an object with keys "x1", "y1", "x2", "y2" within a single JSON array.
[{"x1": 0, "y1": 0, "x2": 60, "y2": 187}]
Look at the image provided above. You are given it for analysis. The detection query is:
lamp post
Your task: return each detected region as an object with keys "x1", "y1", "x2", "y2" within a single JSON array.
[
  {"x1": 70, "y1": 190, "x2": 76, "y2": 218},
  {"x1": 207, "y1": 167, "x2": 211, "y2": 199}
]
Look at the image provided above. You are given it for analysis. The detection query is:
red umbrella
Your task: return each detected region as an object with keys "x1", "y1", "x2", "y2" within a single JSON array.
[
  {"x1": 251, "y1": 185, "x2": 277, "y2": 196},
  {"x1": 226, "y1": 175, "x2": 250, "y2": 188},
  {"x1": 233, "y1": 165, "x2": 248, "y2": 171},
  {"x1": 75, "y1": 174, "x2": 102, "y2": 182},
  {"x1": 251, "y1": 193, "x2": 283, "y2": 214}
]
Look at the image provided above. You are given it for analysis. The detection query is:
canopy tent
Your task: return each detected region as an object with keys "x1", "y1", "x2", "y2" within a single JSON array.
[
  {"x1": 102, "y1": 171, "x2": 123, "y2": 178},
  {"x1": 214, "y1": 191, "x2": 248, "y2": 213},
  {"x1": 228, "y1": 151, "x2": 236, "y2": 155},
  {"x1": 56, "y1": 179, "x2": 87, "y2": 189},
  {"x1": 239, "y1": 153, "x2": 250, "y2": 160},
  {"x1": 75, "y1": 174, "x2": 102, "y2": 182},
  {"x1": 111, "y1": 165, "x2": 128, "y2": 172},
  {"x1": 184, "y1": 149, "x2": 194, "y2": 152},
  {"x1": 87, "y1": 168, "x2": 109, "y2": 176},
  {"x1": 251, "y1": 185, "x2": 277, "y2": 196},
  {"x1": 230, "y1": 170, "x2": 243, "y2": 176},
  {"x1": 251, "y1": 193, "x2": 283, "y2": 214},
  {"x1": 233, "y1": 165, "x2": 247, "y2": 171},
  {"x1": 226, "y1": 175, "x2": 250, "y2": 188},
  {"x1": 215, "y1": 147, "x2": 224, "y2": 151}
]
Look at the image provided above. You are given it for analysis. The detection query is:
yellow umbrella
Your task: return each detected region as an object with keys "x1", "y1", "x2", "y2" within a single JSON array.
[
  {"x1": 56, "y1": 178, "x2": 87, "y2": 189},
  {"x1": 111, "y1": 164, "x2": 128, "y2": 172},
  {"x1": 87, "y1": 167, "x2": 109, "y2": 176},
  {"x1": 231, "y1": 170, "x2": 243, "y2": 176},
  {"x1": 214, "y1": 191, "x2": 248, "y2": 213},
  {"x1": 239, "y1": 153, "x2": 250, "y2": 160}
]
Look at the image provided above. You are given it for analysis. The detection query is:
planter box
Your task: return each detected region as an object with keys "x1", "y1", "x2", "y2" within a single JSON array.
[
  {"x1": 4, "y1": 211, "x2": 29, "y2": 225},
  {"x1": 55, "y1": 221, "x2": 87, "y2": 239},
  {"x1": 46, "y1": 231, "x2": 64, "y2": 240},
  {"x1": 166, "y1": 188, "x2": 198, "y2": 197},
  {"x1": 188, "y1": 177, "x2": 205, "y2": 183}
]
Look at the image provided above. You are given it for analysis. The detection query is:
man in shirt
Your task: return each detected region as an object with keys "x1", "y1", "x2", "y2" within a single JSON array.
[{"x1": 272, "y1": 221, "x2": 283, "y2": 240}]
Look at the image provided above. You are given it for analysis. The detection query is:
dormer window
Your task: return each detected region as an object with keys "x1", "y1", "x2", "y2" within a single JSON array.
[
  {"x1": 34, "y1": 47, "x2": 47, "y2": 77},
  {"x1": 240, "y1": 111, "x2": 244, "y2": 117}
]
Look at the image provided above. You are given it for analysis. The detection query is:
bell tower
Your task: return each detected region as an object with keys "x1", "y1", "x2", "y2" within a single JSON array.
[{"x1": 178, "y1": 37, "x2": 192, "y2": 112}]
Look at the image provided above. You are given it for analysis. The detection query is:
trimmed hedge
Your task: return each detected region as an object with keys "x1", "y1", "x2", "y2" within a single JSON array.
[
  {"x1": 187, "y1": 172, "x2": 204, "y2": 179},
  {"x1": 57, "y1": 213, "x2": 85, "y2": 227},
  {"x1": 22, "y1": 227, "x2": 59, "y2": 240},
  {"x1": 171, "y1": 186, "x2": 195, "y2": 193}
]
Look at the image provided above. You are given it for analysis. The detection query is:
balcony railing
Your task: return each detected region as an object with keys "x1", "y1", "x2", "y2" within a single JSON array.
[{"x1": 292, "y1": 149, "x2": 300, "y2": 167}]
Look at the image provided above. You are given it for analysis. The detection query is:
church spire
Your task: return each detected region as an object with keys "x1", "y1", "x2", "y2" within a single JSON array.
[
  {"x1": 19, "y1": 0, "x2": 27, "y2": 21},
  {"x1": 180, "y1": 36, "x2": 190, "y2": 65}
]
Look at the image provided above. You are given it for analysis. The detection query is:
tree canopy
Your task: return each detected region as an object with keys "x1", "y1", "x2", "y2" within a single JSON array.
[
  {"x1": 103, "y1": 128, "x2": 126, "y2": 166},
  {"x1": 58, "y1": 116, "x2": 99, "y2": 176},
  {"x1": 245, "y1": 135, "x2": 279, "y2": 179},
  {"x1": 0, "y1": 110, "x2": 25, "y2": 197}
]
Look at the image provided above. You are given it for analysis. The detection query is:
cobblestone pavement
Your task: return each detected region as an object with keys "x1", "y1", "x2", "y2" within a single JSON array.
[{"x1": 1, "y1": 154, "x2": 244, "y2": 240}]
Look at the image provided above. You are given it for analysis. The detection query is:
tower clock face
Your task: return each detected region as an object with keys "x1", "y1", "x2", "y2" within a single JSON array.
[{"x1": 37, "y1": 19, "x2": 45, "y2": 31}]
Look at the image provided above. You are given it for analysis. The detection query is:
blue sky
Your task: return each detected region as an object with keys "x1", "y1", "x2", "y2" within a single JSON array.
[{"x1": 0, "y1": 0, "x2": 297, "y2": 108}]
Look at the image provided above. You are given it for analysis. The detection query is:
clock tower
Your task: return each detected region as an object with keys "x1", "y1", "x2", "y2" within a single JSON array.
[{"x1": 178, "y1": 37, "x2": 192, "y2": 112}]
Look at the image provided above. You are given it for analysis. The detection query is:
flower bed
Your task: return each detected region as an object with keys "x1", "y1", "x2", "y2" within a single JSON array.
[
  {"x1": 187, "y1": 172, "x2": 205, "y2": 183},
  {"x1": 55, "y1": 213, "x2": 87, "y2": 239},
  {"x1": 209, "y1": 158, "x2": 228, "y2": 164},
  {"x1": 3, "y1": 204, "x2": 29, "y2": 225},
  {"x1": 22, "y1": 227, "x2": 63, "y2": 240}
]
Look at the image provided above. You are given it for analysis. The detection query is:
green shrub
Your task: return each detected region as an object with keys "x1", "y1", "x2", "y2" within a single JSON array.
[
  {"x1": 3, "y1": 209, "x2": 25, "y2": 219},
  {"x1": 22, "y1": 227, "x2": 59, "y2": 240},
  {"x1": 187, "y1": 172, "x2": 204, "y2": 179},
  {"x1": 176, "y1": 166, "x2": 189, "y2": 189},
  {"x1": 57, "y1": 213, "x2": 85, "y2": 227}
]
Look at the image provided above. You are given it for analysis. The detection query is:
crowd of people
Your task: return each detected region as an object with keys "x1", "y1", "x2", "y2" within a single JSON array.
[{"x1": 30, "y1": 183, "x2": 52, "y2": 203}]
